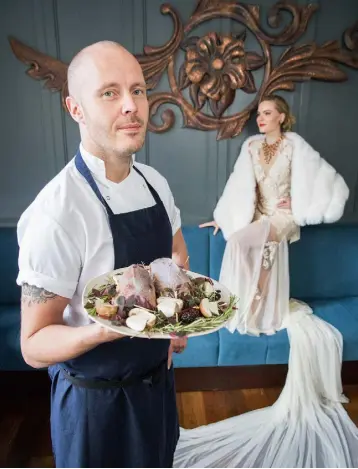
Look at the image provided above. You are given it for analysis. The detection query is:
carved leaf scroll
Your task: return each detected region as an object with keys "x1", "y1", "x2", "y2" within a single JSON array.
[
  {"x1": 9, "y1": 36, "x2": 69, "y2": 107},
  {"x1": 8, "y1": 1, "x2": 358, "y2": 140}
]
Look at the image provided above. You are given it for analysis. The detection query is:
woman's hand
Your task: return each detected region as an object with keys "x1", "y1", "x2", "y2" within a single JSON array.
[
  {"x1": 199, "y1": 221, "x2": 220, "y2": 236},
  {"x1": 277, "y1": 197, "x2": 291, "y2": 210}
]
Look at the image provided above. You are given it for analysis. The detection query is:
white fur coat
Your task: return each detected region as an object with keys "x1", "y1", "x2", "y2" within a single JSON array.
[{"x1": 214, "y1": 132, "x2": 349, "y2": 241}]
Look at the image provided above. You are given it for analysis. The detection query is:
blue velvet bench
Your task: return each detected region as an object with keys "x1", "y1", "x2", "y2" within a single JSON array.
[{"x1": 1, "y1": 224, "x2": 358, "y2": 391}]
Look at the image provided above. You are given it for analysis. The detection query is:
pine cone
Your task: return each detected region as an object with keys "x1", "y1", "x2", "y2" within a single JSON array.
[{"x1": 180, "y1": 308, "x2": 201, "y2": 324}]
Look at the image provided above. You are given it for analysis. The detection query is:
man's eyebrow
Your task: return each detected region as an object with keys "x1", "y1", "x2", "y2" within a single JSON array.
[
  {"x1": 131, "y1": 82, "x2": 147, "y2": 89},
  {"x1": 96, "y1": 81, "x2": 147, "y2": 92},
  {"x1": 97, "y1": 82, "x2": 120, "y2": 92}
]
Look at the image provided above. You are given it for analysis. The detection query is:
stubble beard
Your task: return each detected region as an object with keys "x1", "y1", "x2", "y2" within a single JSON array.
[
  {"x1": 113, "y1": 129, "x2": 146, "y2": 161},
  {"x1": 92, "y1": 130, "x2": 145, "y2": 165}
]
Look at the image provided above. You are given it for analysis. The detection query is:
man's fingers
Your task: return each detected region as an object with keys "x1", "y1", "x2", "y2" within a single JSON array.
[
  {"x1": 167, "y1": 343, "x2": 173, "y2": 369},
  {"x1": 170, "y1": 336, "x2": 187, "y2": 354},
  {"x1": 167, "y1": 353, "x2": 173, "y2": 370}
]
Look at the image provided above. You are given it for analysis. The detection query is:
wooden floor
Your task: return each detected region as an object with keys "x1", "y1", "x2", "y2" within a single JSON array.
[{"x1": 1, "y1": 385, "x2": 358, "y2": 468}]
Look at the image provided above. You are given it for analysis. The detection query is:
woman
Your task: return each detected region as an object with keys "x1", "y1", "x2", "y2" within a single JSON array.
[
  {"x1": 200, "y1": 94, "x2": 348, "y2": 335},
  {"x1": 174, "y1": 95, "x2": 358, "y2": 468}
]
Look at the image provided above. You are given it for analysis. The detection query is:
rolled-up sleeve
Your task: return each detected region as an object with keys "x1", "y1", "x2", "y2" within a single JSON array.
[
  {"x1": 160, "y1": 178, "x2": 181, "y2": 235},
  {"x1": 168, "y1": 200, "x2": 181, "y2": 236},
  {"x1": 17, "y1": 212, "x2": 81, "y2": 299}
]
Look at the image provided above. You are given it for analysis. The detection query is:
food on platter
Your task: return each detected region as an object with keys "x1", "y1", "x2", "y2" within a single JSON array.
[{"x1": 83, "y1": 258, "x2": 236, "y2": 338}]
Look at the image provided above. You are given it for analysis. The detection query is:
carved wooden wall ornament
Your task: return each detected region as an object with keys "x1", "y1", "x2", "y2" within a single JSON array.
[{"x1": 9, "y1": 0, "x2": 358, "y2": 140}]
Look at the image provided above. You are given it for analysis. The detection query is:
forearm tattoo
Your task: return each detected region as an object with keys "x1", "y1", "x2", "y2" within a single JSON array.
[{"x1": 21, "y1": 283, "x2": 58, "y2": 307}]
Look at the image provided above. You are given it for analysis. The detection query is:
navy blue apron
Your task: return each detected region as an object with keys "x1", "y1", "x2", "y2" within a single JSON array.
[{"x1": 48, "y1": 150, "x2": 179, "y2": 468}]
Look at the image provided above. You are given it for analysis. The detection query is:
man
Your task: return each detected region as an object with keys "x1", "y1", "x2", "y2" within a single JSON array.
[{"x1": 17, "y1": 41, "x2": 188, "y2": 468}]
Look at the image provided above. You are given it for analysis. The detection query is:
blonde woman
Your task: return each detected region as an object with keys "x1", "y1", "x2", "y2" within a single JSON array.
[
  {"x1": 174, "y1": 96, "x2": 358, "y2": 468},
  {"x1": 200, "y1": 94, "x2": 348, "y2": 335}
]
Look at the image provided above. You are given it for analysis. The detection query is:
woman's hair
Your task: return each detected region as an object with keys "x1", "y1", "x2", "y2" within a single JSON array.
[{"x1": 260, "y1": 94, "x2": 296, "y2": 132}]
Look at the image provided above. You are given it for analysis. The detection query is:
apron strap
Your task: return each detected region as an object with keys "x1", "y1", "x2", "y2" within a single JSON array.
[
  {"x1": 133, "y1": 166, "x2": 164, "y2": 206},
  {"x1": 75, "y1": 150, "x2": 164, "y2": 213},
  {"x1": 75, "y1": 150, "x2": 114, "y2": 215}
]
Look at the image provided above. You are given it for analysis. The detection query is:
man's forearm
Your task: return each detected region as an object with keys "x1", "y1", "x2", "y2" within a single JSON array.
[
  {"x1": 22, "y1": 323, "x2": 117, "y2": 368},
  {"x1": 173, "y1": 229, "x2": 190, "y2": 270}
]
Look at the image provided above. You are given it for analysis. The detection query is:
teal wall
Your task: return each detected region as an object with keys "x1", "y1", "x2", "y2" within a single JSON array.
[{"x1": 1, "y1": 0, "x2": 358, "y2": 226}]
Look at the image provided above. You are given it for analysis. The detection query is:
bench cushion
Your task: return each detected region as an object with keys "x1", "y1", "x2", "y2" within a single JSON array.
[
  {"x1": 0, "y1": 228, "x2": 21, "y2": 305},
  {"x1": 173, "y1": 297, "x2": 358, "y2": 367}
]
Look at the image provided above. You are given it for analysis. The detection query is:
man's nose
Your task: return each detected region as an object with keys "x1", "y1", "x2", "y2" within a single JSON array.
[{"x1": 121, "y1": 92, "x2": 138, "y2": 115}]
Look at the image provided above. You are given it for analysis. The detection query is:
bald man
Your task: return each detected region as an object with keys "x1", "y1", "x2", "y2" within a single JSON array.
[{"x1": 17, "y1": 41, "x2": 188, "y2": 468}]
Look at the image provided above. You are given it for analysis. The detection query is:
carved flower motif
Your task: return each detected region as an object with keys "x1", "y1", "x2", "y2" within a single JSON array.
[{"x1": 179, "y1": 32, "x2": 265, "y2": 117}]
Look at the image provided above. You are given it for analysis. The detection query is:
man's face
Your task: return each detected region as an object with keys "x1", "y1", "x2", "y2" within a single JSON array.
[{"x1": 76, "y1": 48, "x2": 149, "y2": 158}]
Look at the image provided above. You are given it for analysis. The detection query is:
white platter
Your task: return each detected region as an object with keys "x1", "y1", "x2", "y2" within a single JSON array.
[{"x1": 82, "y1": 268, "x2": 233, "y2": 339}]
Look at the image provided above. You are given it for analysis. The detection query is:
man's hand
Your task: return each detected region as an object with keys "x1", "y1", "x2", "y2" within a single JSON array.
[
  {"x1": 167, "y1": 337, "x2": 188, "y2": 369},
  {"x1": 171, "y1": 336, "x2": 187, "y2": 353},
  {"x1": 93, "y1": 323, "x2": 125, "y2": 343}
]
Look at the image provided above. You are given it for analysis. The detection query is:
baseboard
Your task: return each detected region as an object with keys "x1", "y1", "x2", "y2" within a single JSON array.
[
  {"x1": 1, "y1": 361, "x2": 358, "y2": 398},
  {"x1": 175, "y1": 361, "x2": 358, "y2": 392}
]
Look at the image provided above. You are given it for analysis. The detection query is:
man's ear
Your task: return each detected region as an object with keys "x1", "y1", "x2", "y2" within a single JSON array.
[{"x1": 65, "y1": 95, "x2": 85, "y2": 124}]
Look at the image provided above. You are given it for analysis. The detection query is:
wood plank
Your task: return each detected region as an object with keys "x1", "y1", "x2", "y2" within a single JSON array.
[
  {"x1": 177, "y1": 385, "x2": 358, "y2": 429},
  {"x1": 0, "y1": 412, "x2": 23, "y2": 467},
  {"x1": 0, "y1": 385, "x2": 357, "y2": 467},
  {"x1": 4, "y1": 396, "x2": 51, "y2": 468},
  {"x1": 27, "y1": 456, "x2": 53, "y2": 468}
]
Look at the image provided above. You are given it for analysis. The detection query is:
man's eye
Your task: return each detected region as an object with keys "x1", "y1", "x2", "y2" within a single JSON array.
[
  {"x1": 133, "y1": 89, "x2": 145, "y2": 96},
  {"x1": 103, "y1": 91, "x2": 115, "y2": 97}
]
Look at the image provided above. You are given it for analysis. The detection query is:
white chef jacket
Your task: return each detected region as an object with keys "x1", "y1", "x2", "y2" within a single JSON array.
[{"x1": 17, "y1": 144, "x2": 181, "y2": 326}]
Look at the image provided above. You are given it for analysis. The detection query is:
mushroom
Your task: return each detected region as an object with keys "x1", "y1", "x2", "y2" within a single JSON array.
[
  {"x1": 199, "y1": 298, "x2": 212, "y2": 318},
  {"x1": 209, "y1": 301, "x2": 219, "y2": 316},
  {"x1": 125, "y1": 308, "x2": 156, "y2": 332},
  {"x1": 95, "y1": 299, "x2": 118, "y2": 319},
  {"x1": 203, "y1": 281, "x2": 215, "y2": 296},
  {"x1": 157, "y1": 297, "x2": 184, "y2": 318},
  {"x1": 126, "y1": 315, "x2": 148, "y2": 332}
]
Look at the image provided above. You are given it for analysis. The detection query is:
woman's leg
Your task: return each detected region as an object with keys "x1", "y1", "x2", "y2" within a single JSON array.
[
  {"x1": 250, "y1": 224, "x2": 280, "y2": 324},
  {"x1": 220, "y1": 220, "x2": 271, "y2": 333},
  {"x1": 254, "y1": 224, "x2": 279, "y2": 299}
]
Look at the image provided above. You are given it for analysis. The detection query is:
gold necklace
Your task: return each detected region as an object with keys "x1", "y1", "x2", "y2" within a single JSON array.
[{"x1": 262, "y1": 135, "x2": 284, "y2": 164}]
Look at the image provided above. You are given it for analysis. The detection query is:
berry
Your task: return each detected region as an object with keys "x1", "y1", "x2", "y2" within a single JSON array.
[{"x1": 180, "y1": 308, "x2": 201, "y2": 324}]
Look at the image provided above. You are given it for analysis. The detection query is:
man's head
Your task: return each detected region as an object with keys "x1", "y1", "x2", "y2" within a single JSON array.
[{"x1": 66, "y1": 41, "x2": 148, "y2": 160}]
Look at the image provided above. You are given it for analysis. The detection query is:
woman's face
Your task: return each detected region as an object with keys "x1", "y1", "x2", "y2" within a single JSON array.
[{"x1": 256, "y1": 100, "x2": 285, "y2": 134}]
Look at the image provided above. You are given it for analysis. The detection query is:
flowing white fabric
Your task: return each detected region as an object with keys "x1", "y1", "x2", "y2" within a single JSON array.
[
  {"x1": 174, "y1": 302, "x2": 358, "y2": 467},
  {"x1": 174, "y1": 236, "x2": 358, "y2": 467},
  {"x1": 174, "y1": 139, "x2": 358, "y2": 468},
  {"x1": 221, "y1": 219, "x2": 288, "y2": 336}
]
